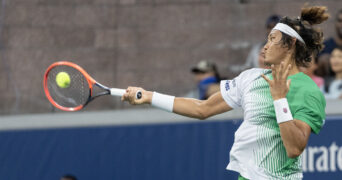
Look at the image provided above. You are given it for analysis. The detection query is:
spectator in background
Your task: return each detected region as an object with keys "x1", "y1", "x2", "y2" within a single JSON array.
[
  {"x1": 191, "y1": 60, "x2": 221, "y2": 100},
  {"x1": 230, "y1": 15, "x2": 281, "y2": 72},
  {"x1": 299, "y1": 55, "x2": 325, "y2": 91},
  {"x1": 317, "y1": 9, "x2": 342, "y2": 88},
  {"x1": 60, "y1": 174, "x2": 77, "y2": 180},
  {"x1": 325, "y1": 47, "x2": 342, "y2": 99}
]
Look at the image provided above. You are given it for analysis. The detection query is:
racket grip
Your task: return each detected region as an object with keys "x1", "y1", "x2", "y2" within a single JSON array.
[
  {"x1": 110, "y1": 88, "x2": 126, "y2": 97},
  {"x1": 110, "y1": 88, "x2": 142, "y2": 100}
]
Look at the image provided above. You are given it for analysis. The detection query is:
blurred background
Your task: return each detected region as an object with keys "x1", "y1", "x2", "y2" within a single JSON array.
[
  {"x1": 0, "y1": 0, "x2": 341, "y2": 114},
  {"x1": 0, "y1": 0, "x2": 342, "y2": 179}
]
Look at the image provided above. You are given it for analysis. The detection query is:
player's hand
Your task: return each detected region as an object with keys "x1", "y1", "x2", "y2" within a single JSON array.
[
  {"x1": 261, "y1": 61, "x2": 292, "y2": 100},
  {"x1": 121, "y1": 86, "x2": 153, "y2": 105}
]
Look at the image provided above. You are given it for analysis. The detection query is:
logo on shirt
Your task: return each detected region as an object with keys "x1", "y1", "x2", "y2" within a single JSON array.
[
  {"x1": 283, "y1": 108, "x2": 288, "y2": 113},
  {"x1": 232, "y1": 79, "x2": 236, "y2": 87},
  {"x1": 225, "y1": 81, "x2": 230, "y2": 91}
]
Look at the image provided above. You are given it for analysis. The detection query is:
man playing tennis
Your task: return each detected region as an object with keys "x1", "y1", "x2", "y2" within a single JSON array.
[{"x1": 122, "y1": 6, "x2": 328, "y2": 180}]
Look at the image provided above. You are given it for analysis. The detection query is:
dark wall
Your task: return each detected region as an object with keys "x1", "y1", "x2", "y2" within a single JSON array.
[{"x1": 0, "y1": 0, "x2": 341, "y2": 114}]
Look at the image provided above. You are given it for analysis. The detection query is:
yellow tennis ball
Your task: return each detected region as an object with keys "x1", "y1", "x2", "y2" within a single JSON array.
[{"x1": 56, "y1": 72, "x2": 71, "y2": 88}]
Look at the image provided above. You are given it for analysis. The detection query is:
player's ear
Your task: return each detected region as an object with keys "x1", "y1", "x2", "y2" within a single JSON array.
[{"x1": 286, "y1": 38, "x2": 296, "y2": 52}]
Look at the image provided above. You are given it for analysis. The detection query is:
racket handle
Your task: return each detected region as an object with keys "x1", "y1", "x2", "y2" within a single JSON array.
[
  {"x1": 110, "y1": 88, "x2": 142, "y2": 100},
  {"x1": 110, "y1": 88, "x2": 125, "y2": 97}
]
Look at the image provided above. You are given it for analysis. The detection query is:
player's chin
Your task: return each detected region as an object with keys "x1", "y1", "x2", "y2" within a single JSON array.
[
  {"x1": 264, "y1": 56, "x2": 281, "y2": 66},
  {"x1": 263, "y1": 58, "x2": 273, "y2": 67}
]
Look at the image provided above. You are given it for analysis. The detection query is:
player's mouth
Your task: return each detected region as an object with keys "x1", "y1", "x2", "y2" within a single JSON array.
[{"x1": 261, "y1": 51, "x2": 266, "y2": 59}]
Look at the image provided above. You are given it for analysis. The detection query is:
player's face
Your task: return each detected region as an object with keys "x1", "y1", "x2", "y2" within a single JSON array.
[
  {"x1": 262, "y1": 30, "x2": 290, "y2": 66},
  {"x1": 330, "y1": 49, "x2": 342, "y2": 74},
  {"x1": 258, "y1": 49, "x2": 269, "y2": 69}
]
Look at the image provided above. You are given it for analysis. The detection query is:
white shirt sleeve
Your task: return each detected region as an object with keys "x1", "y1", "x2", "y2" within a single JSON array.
[
  {"x1": 220, "y1": 68, "x2": 266, "y2": 109},
  {"x1": 220, "y1": 75, "x2": 243, "y2": 109}
]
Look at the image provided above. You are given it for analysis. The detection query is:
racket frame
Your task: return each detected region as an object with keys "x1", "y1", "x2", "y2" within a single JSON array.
[
  {"x1": 44, "y1": 61, "x2": 138, "y2": 112},
  {"x1": 44, "y1": 61, "x2": 101, "y2": 111}
]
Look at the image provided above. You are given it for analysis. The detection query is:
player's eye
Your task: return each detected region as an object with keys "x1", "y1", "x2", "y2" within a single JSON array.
[{"x1": 270, "y1": 37, "x2": 275, "y2": 42}]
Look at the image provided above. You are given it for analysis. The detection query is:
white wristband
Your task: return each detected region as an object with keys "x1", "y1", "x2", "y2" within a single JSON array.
[
  {"x1": 273, "y1": 98, "x2": 293, "y2": 124},
  {"x1": 151, "y1": 92, "x2": 175, "y2": 112}
]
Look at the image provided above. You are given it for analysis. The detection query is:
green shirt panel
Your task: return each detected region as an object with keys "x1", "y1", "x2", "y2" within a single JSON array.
[{"x1": 286, "y1": 72, "x2": 326, "y2": 134}]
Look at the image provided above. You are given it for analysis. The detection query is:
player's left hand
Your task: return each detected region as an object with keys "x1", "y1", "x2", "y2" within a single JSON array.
[{"x1": 262, "y1": 61, "x2": 292, "y2": 100}]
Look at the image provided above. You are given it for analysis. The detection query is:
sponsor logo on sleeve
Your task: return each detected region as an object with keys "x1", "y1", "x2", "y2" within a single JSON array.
[
  {"x1": 225, "y1": 81, "x2": 230, "y2": 91},
  {"x1": 232, "y1": 79, "x2": 236, "y2": 87}
]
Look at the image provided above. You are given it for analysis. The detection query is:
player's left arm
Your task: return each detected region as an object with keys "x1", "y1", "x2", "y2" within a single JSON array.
[
  {"x1": 278, "y1": 119, "x2": 311, "y2": 158},
  {"x1": 262, "y1": 62, "x2": 312, "y2": 158}
]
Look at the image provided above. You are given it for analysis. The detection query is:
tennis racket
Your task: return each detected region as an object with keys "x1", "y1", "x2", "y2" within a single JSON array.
[{"x1": 43, "y1": 61, "x2": 141, "y2": 111}]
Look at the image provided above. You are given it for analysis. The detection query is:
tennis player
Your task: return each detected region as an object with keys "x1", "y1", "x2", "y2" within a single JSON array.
[{"x1": 122, "y1": 6, "x2": 328, "y2": 180}]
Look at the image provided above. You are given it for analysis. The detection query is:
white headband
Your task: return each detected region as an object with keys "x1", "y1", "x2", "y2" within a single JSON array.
[{"x1": 272, "y1": 23, "x2": 305, "y2": 45}]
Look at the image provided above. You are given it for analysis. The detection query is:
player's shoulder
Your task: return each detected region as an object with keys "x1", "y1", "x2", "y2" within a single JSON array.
[
  {"x1": 292, "y1": 73, "x2": 325, "y2": 101},
  {"x1": 293, "y1": 73, "x2": 320, "y2": 90},
  {"x1": 220, "y1": 68, "x2": 269, "y2": 89},
  {"x1": 221, "y1": 68, "x2": 270, "y2": 90},
  {"x1": 238, "y1": 68, "x2": 270, "y2": 81}
]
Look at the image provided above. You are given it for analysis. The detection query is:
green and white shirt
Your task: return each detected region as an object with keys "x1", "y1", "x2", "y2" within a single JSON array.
[{"x1": 220, "y1": 68, "x2": 326, "y2": 180}]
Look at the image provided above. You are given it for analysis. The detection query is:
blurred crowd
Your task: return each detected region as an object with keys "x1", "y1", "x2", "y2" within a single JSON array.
[{"x1": 188, "y1": 9, "x2": 342, "y2": 101}]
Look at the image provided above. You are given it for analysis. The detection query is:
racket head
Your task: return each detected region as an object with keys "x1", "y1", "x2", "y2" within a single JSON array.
[{"x1": 43, "y1": 61, "x2": 96, "y2": 111}]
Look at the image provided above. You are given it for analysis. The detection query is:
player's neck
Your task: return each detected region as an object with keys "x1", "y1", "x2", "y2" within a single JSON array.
[
  {"x1": 280, "y1": 56, "x2": 300, "y2": 76},
  {"x1": 289, "y1": 65, "x2": 300, "y2": 76}
]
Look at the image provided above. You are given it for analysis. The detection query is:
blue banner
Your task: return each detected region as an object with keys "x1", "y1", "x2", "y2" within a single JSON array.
[
  {"x1": 301, "y1": 116, "x2": 342, "y2": 179},
  {"x1": 0, "y1": 116, "x2": 341, "y2": 179}
]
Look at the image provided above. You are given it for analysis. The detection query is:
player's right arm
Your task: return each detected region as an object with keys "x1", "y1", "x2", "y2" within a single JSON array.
[
  {"x1": 122, "y1": 88, "x2": 232, "y2": 120},
  {"x1": 123, "y1": 69, "x2": 251, "y2": 119},
  {"x1": 173, "y1": 92, "x2": 232, "y2": 119}
]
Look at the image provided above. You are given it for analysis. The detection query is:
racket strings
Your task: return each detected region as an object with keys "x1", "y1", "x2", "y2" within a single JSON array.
[{"x1": 46, "y1": 65, "x2": 90, "y2": 108}]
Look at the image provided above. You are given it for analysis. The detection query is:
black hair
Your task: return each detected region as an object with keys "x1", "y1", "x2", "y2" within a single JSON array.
[{"x1": 278, "y1": 6, "x2": 329, "y2": 67}]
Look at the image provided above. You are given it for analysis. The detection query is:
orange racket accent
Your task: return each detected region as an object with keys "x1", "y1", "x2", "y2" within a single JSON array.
[{"x1": 43, "y1": 61, "x2": 96, "y2": 111}]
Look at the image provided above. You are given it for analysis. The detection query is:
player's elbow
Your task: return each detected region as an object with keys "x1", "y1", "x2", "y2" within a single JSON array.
[
  {"x1": 196, "y1": 104, "x2": 210, "y2": 120},
  {"x1": 198, "y1": 115, "x2": 208, "y2": 120},
  {"x1": 197, "y1": 108, "x2": 209, "y2": 120}
]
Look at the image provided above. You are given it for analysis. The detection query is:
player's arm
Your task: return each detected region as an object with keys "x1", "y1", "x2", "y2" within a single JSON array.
[
  {"x1": 262, "y1": 62, "x2": 311, "y2": 158},
  {"x1": 173, "y1": 91, "x2": 232, "y2": 119},
  {"x1": 278, "y1": 119, "x2": 311, "y2": 158},
  {"x1": 122, "y1": 88, "x2": 232, "y2": 120}
]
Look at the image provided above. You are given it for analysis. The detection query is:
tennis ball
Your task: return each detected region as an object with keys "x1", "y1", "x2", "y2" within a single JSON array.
[{"x1": 56, "y1": 72, "x2": 71, "y2": 88}]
